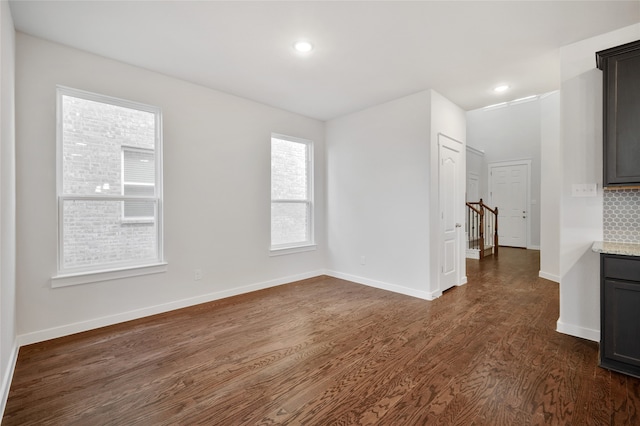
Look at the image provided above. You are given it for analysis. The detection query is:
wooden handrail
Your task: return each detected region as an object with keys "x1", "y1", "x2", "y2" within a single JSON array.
[
  {"x1": 483, "y1": 205, "x2": 498, "y2": 216},
  {"x1": 465, "y1": 198, "x2": 499, "y2": 258},
  {"x1": 465, "y1": 202, "x2": 482, "y2": 215}
]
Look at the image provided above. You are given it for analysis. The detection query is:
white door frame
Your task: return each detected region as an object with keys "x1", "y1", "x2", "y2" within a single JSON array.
[
  {"x1": 488, "y1": 159, "x2": 532, "y2": 249},
  {"x1": 438, "y1": 133, "x2": 465, "y2": 294}
]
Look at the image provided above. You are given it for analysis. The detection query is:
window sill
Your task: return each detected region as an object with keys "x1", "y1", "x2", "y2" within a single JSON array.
[
  {"x1": 51, "y1": 262, "x2": 168, "y2": 288},
  {"x1": 121, "y1": 218, "x2": 156, "y2": 225},
  {"x1": 269, "y1": 244, "x2": 317, "y2": 256}
]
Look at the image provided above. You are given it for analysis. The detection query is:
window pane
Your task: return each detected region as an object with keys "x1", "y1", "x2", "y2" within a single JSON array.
[
  {"x1": 123, "y1": 149, "x2": 155, "y2": 185},
  {"x1": 62, "y1": 199, "x2": 157, "y2": 269},
  {"x1": 271, "y1": 138, "x2": 308, "y2": 200},
  {"x1": 123, "y1": 184, "x2": 154, "y2": 197},
  {"x1": 124, "y1": 200, "x2": 155, "y2": 219},
  {"x1": 271, "y1": 202, "x2": 308, "y2": 246},
  {"x1": 62, "y1": 95, "x2": 156, "y2": 195}
]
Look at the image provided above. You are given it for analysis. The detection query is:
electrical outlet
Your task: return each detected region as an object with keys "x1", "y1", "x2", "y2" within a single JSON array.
[
  {"x1": 194, "y1": 269, "x2": 202, "y2": 281},
  {"x1": 360, "y1": 255, "x2": 366, "y2": 265}
]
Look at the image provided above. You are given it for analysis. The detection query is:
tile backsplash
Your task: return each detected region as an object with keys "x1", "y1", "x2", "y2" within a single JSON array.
[{"x1": 603, "y1": 188, "x2": 640, "y2": 244}]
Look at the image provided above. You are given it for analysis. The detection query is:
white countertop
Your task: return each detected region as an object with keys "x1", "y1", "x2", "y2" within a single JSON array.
[{"x1": 592, "y1": 241, "x2": 640, "y2": 257}]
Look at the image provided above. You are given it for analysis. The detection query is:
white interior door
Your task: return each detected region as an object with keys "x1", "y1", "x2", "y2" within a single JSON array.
[
  {"x1": 489, "y1": 162, "x2": 529, "y2": 248},
  {"x1": 439, "y1": 135, "x2": 462, "y2": 292},
  {"x1": 467, "y1": 172, "x2": 479, "y2": 202}
]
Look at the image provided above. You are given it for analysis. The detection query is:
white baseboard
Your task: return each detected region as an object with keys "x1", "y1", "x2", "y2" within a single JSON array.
[
  {"x1": 458, "y1": 276, "x2": 468, "y2": 286},
  {"x1": 17, "y1": 270, "x2": 326, "y2": 346},
  {"x1": 539, "y1": 270, "x2": 560, "y2": 283},
  {"x1": 325, "y1": 270, "x2": 436, "y2": 300},
  {"x1": 528, "y1": 245, "x2": 540, "y2": 250},
  {"x1": 556, "y1": 320, "x2": 599, "y2": 342},
  {"x1": 0, "y1": 340, "x2": 19, "y2": 419}
]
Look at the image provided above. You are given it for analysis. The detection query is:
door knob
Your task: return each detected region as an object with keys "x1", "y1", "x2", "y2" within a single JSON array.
[{"x1": 455, "y1": 223, "x2": 462, "y2": 228}]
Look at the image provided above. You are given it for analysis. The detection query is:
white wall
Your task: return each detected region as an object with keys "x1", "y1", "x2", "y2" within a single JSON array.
[
  {"x1": 466, "y1": 99, "x2": 542, "y2": 249},
  {"x1": 15, "y1": 33, "x2": 326, "y2": 344},
  {"x1": 0, "y1": 0, "x2": 16, "y2": 414},
  {"x1": 325, "y1": 91, "x2": 433, "y2": 299},
  {"x1": 540, "y1": 91, "x2": 560, "y2": 282},
  {"x1": 557, "y1": 23, "x2": 640, "y2": 342},
  {"x1": 325, "y1": 89, "x2": 465, "y2": 300}
]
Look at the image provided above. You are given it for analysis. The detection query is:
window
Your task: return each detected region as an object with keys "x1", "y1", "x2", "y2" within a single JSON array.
[
  {"x1": 270, "y1": 134, "x2": 314, "y2": 252},
  {"x1": 56, "y1": 86, "x2": 163, "y2": 278}
]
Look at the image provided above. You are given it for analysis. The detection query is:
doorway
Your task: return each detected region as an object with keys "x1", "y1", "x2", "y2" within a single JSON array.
[
  {"x1": 488, "y1": 160, "x2": 531, "y2": 249},
  {"x1": 467, "y1": 172, "x2": 480, "y2": 202}
]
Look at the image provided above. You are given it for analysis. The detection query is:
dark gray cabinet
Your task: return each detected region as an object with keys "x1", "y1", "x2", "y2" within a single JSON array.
[
  {"x1": 600, "y1": 254, "x2": 640, "y2": 378},
  {"x1": 596, "y1": 40, "x2": 640, "y2": 187}
]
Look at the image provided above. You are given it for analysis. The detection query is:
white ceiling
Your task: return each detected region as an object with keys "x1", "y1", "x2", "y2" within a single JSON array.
[{"x1": 8, "y1": 1, "x2": 640, "y2": 121}]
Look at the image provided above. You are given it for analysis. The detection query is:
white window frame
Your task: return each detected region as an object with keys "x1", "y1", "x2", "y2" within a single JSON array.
[
  {"x1": 270, "y1": 133, "x2": 316, "y2": 255},
  {"x1": 52, "y1": 86, "x2": 166, "y2": 287},
  {"x1": 121, "y1": 146, "x2": 156, "y2": 224}
]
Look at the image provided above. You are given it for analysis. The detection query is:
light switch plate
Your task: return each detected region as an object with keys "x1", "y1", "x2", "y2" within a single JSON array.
[{"x1": 571, "y1": 183, "x2": 597, "y2": 197}]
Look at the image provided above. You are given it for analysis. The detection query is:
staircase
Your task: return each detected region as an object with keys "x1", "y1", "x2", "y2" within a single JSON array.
[{"x1": 466, "y1": 199, "x2": 499, "y2": 259}]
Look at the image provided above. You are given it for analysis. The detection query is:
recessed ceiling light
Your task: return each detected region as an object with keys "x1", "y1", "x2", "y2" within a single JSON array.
[
  {"x1": 293, "y1": 40, "x2": 313, "y2": 53},
  {"x1": 494, "y1": 85, "x2": 510, "y2": 93}
]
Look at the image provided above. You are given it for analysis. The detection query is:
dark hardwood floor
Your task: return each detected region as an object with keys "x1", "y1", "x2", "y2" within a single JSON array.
[{"x1": 5, "y1": 248, "x2": 639, "y2": 425}]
